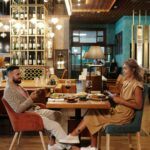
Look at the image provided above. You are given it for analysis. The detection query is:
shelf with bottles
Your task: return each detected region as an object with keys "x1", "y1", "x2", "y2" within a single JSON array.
[
  {"x1": 11, "y1": 0, "x2": 44, "y2": 5},
  {"x1": 11, "y1": 51, "x2": 45, "y2": 66}
]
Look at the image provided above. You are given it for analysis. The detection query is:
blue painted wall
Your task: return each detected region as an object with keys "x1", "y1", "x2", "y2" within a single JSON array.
[{"x1": 115, "y1": 16, "x2": 150, "y2": 67}]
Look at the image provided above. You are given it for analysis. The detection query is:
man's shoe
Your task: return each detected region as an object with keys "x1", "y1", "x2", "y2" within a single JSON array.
[
  {"x1": 80, "y1": 146, "x2": 97, "y2": 150},
  {"x1": 59, "y1": 134, "x2": 80, "y2": 144},
  {"x1": 48, "y1": 143, "x2": 63, "y2": 150}
]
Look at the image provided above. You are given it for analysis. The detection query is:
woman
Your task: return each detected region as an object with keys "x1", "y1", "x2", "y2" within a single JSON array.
[{"x1": 59, "y1": 58, "x2": 144, "y2": 150}]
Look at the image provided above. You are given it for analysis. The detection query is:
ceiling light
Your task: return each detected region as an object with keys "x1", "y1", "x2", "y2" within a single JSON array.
[
  {"x1": 4, "y1": 0, "x2": 9, "y2": 3},
  {"x1": 77, "y1": 3, "x2": 81, "y2": 6},
  {"x1": 78, "y1": 0, "x2": 81, "y2": 2},
  {"x1": 0, "y1": 22, "x2": 3, "y2": 28},
  {"x1": 1, "y1": 32, "x2": 7, "y2": 38},
  {"x1": 49, "y1": 32, "x2": 55, "y2": 38},
  {"x1": 51, "y1": 17, "x2": 58, "y2": 24},
  {"x1": 3, "y1": 25, "x2": 10, "y2": 31},
  {"x1": 56, "y1": 24, "x2": 62, "y2": 30}
]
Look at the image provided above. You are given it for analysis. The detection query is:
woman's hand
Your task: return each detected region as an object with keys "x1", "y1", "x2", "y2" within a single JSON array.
[{"x1": 112, "y1": 96, "x2": 123, "y2": 104}]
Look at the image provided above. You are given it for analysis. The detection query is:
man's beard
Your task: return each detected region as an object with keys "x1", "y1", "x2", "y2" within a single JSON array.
[{"x1": 13, "y1": 78, "x2": 21, "y2": 84}]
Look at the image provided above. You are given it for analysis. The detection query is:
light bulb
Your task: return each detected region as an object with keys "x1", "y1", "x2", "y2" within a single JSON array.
[
  {"x1": 50, "y1": 18, "x2": 58, "y2": 24},
  {"x1": 56, "y1": 24, "x2": 62, "y2": 30},
  {"x1": 1, "y1": 32, "x2": 7, "y2": 38},
  {"x1": 0, "y1": 22, "x2": 3, "y2": 28}
]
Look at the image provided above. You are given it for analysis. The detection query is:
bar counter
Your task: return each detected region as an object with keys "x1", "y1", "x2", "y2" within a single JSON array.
[{"x1": 0, "y1": 80, "x2": 61, "y2": 91}]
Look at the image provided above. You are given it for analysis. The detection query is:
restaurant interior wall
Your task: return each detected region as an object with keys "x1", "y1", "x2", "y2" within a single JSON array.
[{"x1": 115, "y1": 16, "x2": 150, "y2": 67}]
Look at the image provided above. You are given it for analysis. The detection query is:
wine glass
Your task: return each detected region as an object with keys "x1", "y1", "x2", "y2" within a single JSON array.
[
  {"x1": 86, "y1": 80, "x2": 92, "y2": 93},
  {"x1": 65, "y1": 80, "x2": 71, "y2": 93}
]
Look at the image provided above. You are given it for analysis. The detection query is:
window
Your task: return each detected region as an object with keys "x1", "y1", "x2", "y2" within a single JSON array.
[{"x1": 72, "y1": 29, "x2": 105, "y2": 44}]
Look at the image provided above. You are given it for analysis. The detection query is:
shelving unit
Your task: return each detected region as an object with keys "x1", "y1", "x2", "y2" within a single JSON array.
[{"x1": 10, "y1": 0, "x2": 48, "y2": 66}]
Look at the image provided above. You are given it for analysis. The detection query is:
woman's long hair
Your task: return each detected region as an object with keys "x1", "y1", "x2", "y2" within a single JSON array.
[{"x1": 124, "y1": 58, "x2": 143, "y2": 82}]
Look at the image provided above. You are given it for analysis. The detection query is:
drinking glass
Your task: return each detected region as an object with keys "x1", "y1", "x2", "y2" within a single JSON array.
[
  {"x1": 65, "y1": 80, "x2": 71, "y2": 93},
  {"x1": 86, "y1": 80, "x2": 92, "y2": 93}
]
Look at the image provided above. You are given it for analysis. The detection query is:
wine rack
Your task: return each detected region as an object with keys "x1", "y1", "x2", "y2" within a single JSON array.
[{"x1": 10, "y1": 0, "x2": 48, "y2": 66}]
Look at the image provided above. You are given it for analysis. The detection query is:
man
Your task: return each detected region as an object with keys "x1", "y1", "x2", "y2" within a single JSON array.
[{"x1": 3, "y1": 66, "x2": 71, "y2": 150}]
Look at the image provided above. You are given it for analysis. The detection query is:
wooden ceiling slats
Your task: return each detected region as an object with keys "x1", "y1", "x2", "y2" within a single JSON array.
[{"x1": 71, "y1": 0, "x2": 150, "y2": 24}]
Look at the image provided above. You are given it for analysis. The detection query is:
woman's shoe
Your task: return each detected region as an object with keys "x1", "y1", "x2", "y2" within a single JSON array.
[{"x1": 59, "y1": 134, "x2": 80, "y2": 144}]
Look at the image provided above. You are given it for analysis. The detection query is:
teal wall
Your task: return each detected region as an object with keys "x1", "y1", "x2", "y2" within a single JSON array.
[{"x1": 115, "y1": 16, "x2": 150, "y2": 67}]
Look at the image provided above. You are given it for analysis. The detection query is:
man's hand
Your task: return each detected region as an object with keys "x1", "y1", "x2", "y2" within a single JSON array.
[
  {"x1": 30, "y1": 91, "x2": 38, "y2": 101},
  {"x1": 112, "y1": 96, "x2": 123, "y2": 104}
]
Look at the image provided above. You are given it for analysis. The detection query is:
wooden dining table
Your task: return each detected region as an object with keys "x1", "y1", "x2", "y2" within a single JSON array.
[
  {"x1": 46, "y1": 98, "x2": 111, "y2": 129},
  {"x1": 46, "y1": 99, "x2": 110, "y2": 109}
]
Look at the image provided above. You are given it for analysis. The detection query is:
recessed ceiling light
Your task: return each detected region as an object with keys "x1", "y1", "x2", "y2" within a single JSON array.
[{"x1": 77, "y1": 3, "x2": 81, "y2": 6}]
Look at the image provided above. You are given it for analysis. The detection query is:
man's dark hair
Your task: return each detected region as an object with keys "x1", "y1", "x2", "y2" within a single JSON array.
[{"x1": 6, "y1": 65, "x2": 19, "y2": 75}]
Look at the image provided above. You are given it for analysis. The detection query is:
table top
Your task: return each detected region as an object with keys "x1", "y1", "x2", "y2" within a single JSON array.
[{"x1": 46, "y1": 100, "x2": 110, "y2": 109}]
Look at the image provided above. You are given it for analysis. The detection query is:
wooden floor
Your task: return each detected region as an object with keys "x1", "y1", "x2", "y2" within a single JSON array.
[
  {"x1": 0, "y1": 135, "x2": 150, "y2": 150},
  {"x1": 0, "y1": 98, "x2": 150, "y2": 150}
]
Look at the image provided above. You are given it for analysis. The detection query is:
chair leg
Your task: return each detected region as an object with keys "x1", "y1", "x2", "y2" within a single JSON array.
[
  {"x1": 128, "y1": 134, "x2": 133, "y2": 149},
  {"x1": 106, "y1": 134, "x2": 110, "y2": 150},
  {"x1": 97, "y1": 132, "x2": 101, "y2": 150},
  {"x1": 17, "y1": 132, "x2": 22, "y2": 145},
  {"x1": 136, "y1": 132, "x2": 141, "y2": 150},
  {"x1": 39, "y1": 131, "x2": 46, "y2": 150},
  {"x1": 9, "y1": 132, "x2": 19, "y2": 150}
]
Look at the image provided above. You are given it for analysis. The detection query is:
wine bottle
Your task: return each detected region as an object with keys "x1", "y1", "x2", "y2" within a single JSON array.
[
  {"x1": 33, "y1": 38, "x2": 36, "y2": 49},
  {"x1": 20, "y1": 38, "x2": 24, "y2": 50},
  {"x1": 33, "y1": 27, "x2": 36, "y2": 35},
  {"x1": 24, "y1": 54, "x2": 28, "y2": 65},
  {"x1": 16, "y1": 38, "x2": 19, "y2": 50},
  {"x1": 41, "y1": 38, "x2": 44, "y2": 50},
  {"x1": 24, "y1": 38, "x2": 27, "y2": 50},
  {"x1": 29, "y1": 39, "x2": 32, "y2": 49},
  {"x1": 29, "y1": 55, "x2": 32, "y2": 65},
  {"x1": 37, "y1": 55, "x2": 41, "y2": 65},
  {"x1": 20, "y1": 11, "x2": 24, "y2": 20},
  {"x1": 29, "y1": 24, "x2": 32, "y2": 35},
  {"x1": 15, "y1": 54, "x2": 19, "y2": 65},
  {"x1": 33, "y1": 55, "x2": 36, "y2": 65},
  {"x1": 15, "y1": 11, "x2": 19, "y2": 20}
]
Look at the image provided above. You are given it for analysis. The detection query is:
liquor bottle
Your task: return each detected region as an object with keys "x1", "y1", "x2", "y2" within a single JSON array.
[
  {"x1": 16, "y1": 38, "x2": 19, "y2": 50},
  {"x1": 29, "y1": 55, "x2": 32, "y2": 65},
  {"x1": 41, "y1": 38, "x2": 44, "y2": 50},
  {"x1": 24, "y1": 54, "x2": 28, "y2": 65},
  {"x1": 20, "y1": 38, "x2": 24, "y2": 50},
  {"x1": 29, "y1": 39, "x2": 32, "y2": 49},
  {"x1": 33, "y1": 27, "x2": 36, "y2": 35},
  {"x1": 24, "y1": 38, "x2": 27, "y2": 50},
  {"x1": 37, "y1": 55, "x2": 41, "y2": 65},
  {"x1": 15, "y1": 11, "x2": 19, "y2": 20},
  {"x1": 33, "y1": 38, "x2": 36, "y2": 49},
  {"x1": 24, "y1": 10, "x2": 28, "y2": 20},
  {"x1": 33, "y1": 55, "x2": 36, "y2": 65},
  {"x1": 41, "y1": 55, "x2": 45, "y2": 65},
  {"x1": 29, "y1": 24, "x2": 32, "y2": 35},
  {"x1": 12, "y1": 38, "x2": 15, "y2": 50},
  {"x1": 20, "y1": 11, "x2": 24, "y2": 20},
  {"x1": 37, "y1": 38, "x2": 41, "y2": 49},
  {"x1": 15, "y1": 54, "x2": 19, "y2": 65},
  {"x1": 11, "y1": 55, "x2": 15, "y2": 65}
]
